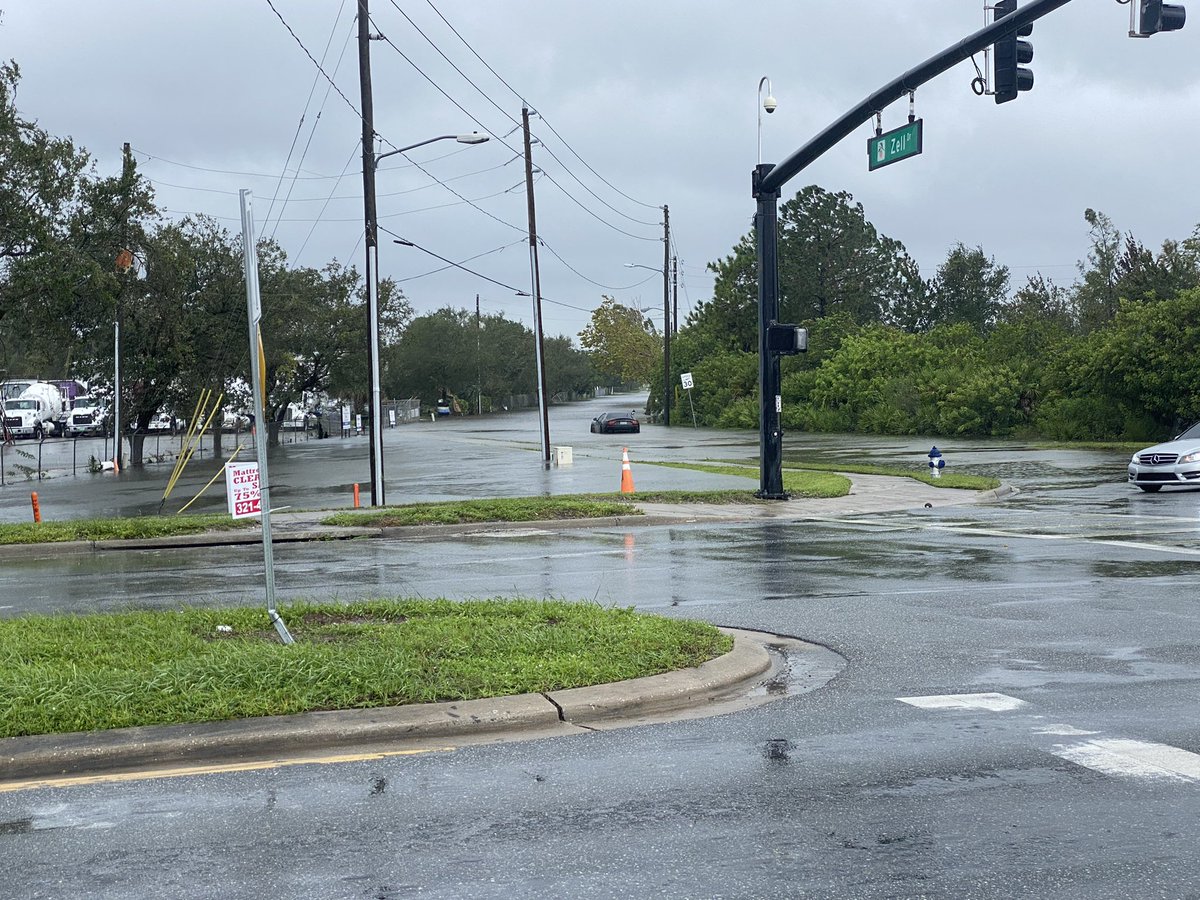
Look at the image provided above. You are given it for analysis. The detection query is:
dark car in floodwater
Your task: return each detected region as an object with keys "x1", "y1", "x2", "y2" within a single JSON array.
[{"x1": 591, "y1": 412, "x2": 640, "y2": 434}]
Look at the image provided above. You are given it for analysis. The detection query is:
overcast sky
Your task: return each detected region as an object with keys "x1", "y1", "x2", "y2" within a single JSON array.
[{"x1": 4, "y1": 1, "x2": 1197, "y2": 341}]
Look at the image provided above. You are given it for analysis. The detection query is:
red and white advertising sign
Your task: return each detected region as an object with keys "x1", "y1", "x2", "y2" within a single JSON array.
[{"x1": 225, "y1": 461, "x2": 262, "y2": 519}]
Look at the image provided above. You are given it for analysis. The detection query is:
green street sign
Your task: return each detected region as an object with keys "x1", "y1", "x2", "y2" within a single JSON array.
[{"x1": 867, "y1": 118, "x2": 923, "y2": 171}]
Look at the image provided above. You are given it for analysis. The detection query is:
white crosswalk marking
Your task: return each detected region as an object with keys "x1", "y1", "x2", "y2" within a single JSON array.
[
  {"x1": 897, "y1": 692, "x2": 1200, "y2": 784},
  {"x1": 1052, "y1": 739, "x2": 1200, "y2": 782},
  {"x1": 896, "y1": 692, "x2": 1027, "y2": 711}
]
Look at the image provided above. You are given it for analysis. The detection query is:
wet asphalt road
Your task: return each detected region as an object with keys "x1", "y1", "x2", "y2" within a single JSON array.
[{"x1": 4, "y1": 401, "x2": 1200, "y2": 897}]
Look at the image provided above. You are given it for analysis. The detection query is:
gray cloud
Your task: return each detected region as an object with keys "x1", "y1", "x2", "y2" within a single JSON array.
[{"x1": 4, "y1": 1, "x2": 1197, "y2": 338}]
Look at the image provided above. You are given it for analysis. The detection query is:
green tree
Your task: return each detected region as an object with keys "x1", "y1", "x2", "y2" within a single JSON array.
[
  {"x1": 387, "y1": 307, "x2": 474, "y2": 404},
  {"x1": 1073, "y1": 208, "x2": 1123, "y2": 333},
  {"x1": 543, "y1": 334, "x2": 593, "y2": 402},
  {"x1": 0, "y1": 60, "x2": 90, "y2": 267},
  {"x1": 578, "y1": 296, "x2": 660, "y2": 386},
  {"x1": 923, "y1": 244, "x2": 1009, "y2": 332},
  {"x1": 776, "y1": 186, "x2": 922, "y2": 324}
]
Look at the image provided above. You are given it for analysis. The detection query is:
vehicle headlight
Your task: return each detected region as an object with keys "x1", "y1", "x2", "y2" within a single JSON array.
[{"x1": 1180, "y1": 450, "x2": 1200, "y2": 464}]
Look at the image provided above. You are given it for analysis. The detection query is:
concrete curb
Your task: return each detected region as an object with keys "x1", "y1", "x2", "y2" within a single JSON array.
[
  {"x1": 0, "y1": 480, "x2": 1016, "y2": 557},
  {"x1": 0, "y1": 627, "x2": 780, "y2": 783}
]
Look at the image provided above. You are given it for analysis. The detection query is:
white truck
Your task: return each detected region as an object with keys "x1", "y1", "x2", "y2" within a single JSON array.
[
  {"x1": 2, "y1": 382, "x2": 67, "y2": 439},
  {"x1": 65, "y1": 394, "x2": 108, "y2": 437}
]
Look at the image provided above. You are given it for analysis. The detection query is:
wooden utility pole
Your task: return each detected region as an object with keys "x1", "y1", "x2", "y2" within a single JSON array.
[
  {"x1": 522, "y1": 107, "x2": 551, "y2": 464},
  {"x1": 357, "y1": 0, "x2": 384, "y2": 505}
]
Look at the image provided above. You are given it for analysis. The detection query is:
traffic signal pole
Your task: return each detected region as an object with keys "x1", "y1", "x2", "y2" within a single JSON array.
[{"x1": 752, "y1": 0, "x2": 1075, "y2": 499}]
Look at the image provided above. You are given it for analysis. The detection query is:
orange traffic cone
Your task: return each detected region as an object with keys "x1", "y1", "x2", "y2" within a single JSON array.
[{"x1": 620, "y1": 447, "x2": 635, "y2": 494}]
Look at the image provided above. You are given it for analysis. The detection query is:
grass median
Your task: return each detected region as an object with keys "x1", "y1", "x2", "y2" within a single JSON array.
[
  {"x1": 0, "y1": 513, "x2": 253, "y2": 546},
  {"x1": 0, "y1": 599, "x2": 733, "y2": 739}
]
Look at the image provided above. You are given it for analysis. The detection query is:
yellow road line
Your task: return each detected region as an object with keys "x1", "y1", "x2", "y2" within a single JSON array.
[{"x1": 0, "y1": 745, "x2": 456, "y2": 794}]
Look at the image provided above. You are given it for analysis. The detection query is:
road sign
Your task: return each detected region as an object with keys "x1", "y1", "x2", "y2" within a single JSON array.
[
  {"x1": 681, "y1": 372, "x2": 694, "y2": 390},
  {"x1": 868, "y1": 119, "x2": 923, "y2": 171},
  {"x1": 225, "y1": 461, "x2": 261, "y2": 519}
]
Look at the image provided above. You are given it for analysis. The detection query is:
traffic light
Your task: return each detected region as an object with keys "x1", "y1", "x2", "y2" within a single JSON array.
[
  {"x1": 993, "y1": 0, "x2": 1034, "y2": 104},
  {"x1": 1139, "y1": 0, "x2": 1186, "y2": 34}
]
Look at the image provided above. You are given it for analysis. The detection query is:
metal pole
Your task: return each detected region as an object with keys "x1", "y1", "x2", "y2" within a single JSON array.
[
  {"x1": 522, "y1": 106, "x2": 551, "y2": 465},
  {"x1": 754, "y1": 164, "x2": 785, "y2": 499},
  {"x1": 752, "y1": 0, "x2": 1076, "y2": 499},
  {"x1": 662, "y1": 205, "x2": 671, "y2": 427},
  {"x1": 358, "y1": 0, "x2": 384, "y2": 506},
  {"x1": 239, "y1": 189, "x2": 293, "y2": 646},
  {"x1": 476, "y1": 294, "x2": 483, "y2": 416},
  {"x1": 113, "y1": 320, "x2": 121, "y2": 471}
]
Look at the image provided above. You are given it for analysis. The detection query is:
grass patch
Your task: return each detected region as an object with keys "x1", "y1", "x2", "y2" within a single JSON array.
[
  {"x1": 643, "y1": 461, "x2": 851, "y2": 498},
  {"x1": 0, "y1": 600, "x2": 733, "y2": 738},
  {"x1": 0, "y1": 513, "x2": 252, "y2": 546},
  {"x1": 323, "y1": 496, "x2": 639, "y2": 527},
  {"x1": 1033, "y1": 441, "x2": 1144, "y2": 453},
  {"x1": 780, "y1": 460, "x2": 999, "y2": 491},
  {"x1": 708, "y1": 457, "x2": 1000, "y2": 491}
]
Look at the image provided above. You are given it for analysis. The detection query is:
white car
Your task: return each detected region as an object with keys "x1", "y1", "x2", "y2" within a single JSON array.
[{"x1": 1127, "y1": 423, "x2": 1200, "y2": 492}]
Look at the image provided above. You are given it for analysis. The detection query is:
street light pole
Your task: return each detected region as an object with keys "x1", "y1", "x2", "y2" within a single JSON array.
[
  {"x1": 662, "y1": 205, "x2": 670, "y2": 428},
  {"x1": 625, "y1": 256, "x2": 671, "y2": 427},
  {"x1": 360, "y1": 130, "x2": 488, "y2": 507},
  {"x1": 757, "y1": 76, "x2": 776, "y2": 165},
  {"x1": 357, "y1": 0, "x2": 382, "y2": 505}
]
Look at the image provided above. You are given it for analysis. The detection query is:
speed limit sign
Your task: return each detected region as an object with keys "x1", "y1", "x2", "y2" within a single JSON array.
[{"x1": 680, "y1": 372, "x2": 694, "y2": 390}]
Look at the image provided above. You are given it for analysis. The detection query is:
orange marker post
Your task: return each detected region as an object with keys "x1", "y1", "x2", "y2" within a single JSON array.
[
  {"x1": 31, "y1": 491, "x2": 41, "y2": 523},
  {"x1": 353, "y1": 483, "x2": 361, "y2": 508}
]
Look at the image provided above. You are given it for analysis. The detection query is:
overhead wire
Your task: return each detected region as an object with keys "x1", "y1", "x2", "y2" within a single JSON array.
[
  {"x1": 263, "y1": 0, "x2": 363, "y2": 120},
  {"x1": 537, "y1": 237, "x2": 662, "y2": 291},
  {"x1": 267, "y1": 4, "x2": 356, "y2": 239},
  {"x1": 421, "y1": 0, "x2": 661, "y2": 212},
  {"x1": 378, "y1": 225, "x2": 597, "y2": 313},
  {"x1": 155, "y1": 180, "x2": 529, "y2": 224},
  {"x1": 296, "y1": 140, "x2": 363, "y2": 263},
  {"x1": 394, "y1": 238, "x2": 525, "y2": 283},
  {"x1": 367, "y1": 9, "x2": 659, "y2": 242},
  {"x1": 389, "y1": 0, "x2": 659, "y2": 229}
]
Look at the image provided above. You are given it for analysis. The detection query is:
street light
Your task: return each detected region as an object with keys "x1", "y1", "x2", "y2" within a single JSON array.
[
  {"x1": 625, "y1": 261, "x2": 671, "y2": 427},
  {"x1": 757, "y1": 76, "x2": 776, "y2": 165},
  {"x1": 364, "y1": 132, "x2": 489, "y2": 507}
]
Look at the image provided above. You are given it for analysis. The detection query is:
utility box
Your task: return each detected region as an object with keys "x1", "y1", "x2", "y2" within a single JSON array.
[{"x1": 553, "y1": 446, "x2": 573, "y2": 466}]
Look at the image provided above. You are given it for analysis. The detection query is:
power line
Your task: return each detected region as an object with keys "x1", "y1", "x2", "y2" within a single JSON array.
[
  {"x1": 367, "y1": 10, "x2": 659, "y2": 242},
  {"x1": 385, "y1": 0, "x2": 659, "y2": 229},
  {"x1": 296, "y1": 140, "x2": 363, "y2": 263},
  {"x1": 379, "y1": 226, "x2": 597, "y2": 313},
  {"x1": 421, "y1": 0, "x2": 660, "y2": 212},
  {"x1": 267, "y1": 5, "x2": 356, "y2": 238},
  {"x1": 263, "y1": 0, "x2": 363, "y2": 120},
  {"x1": 394, "y1": 238, "x2": 525, "y2": 283},
  {"x1": 537, "y1": 237, "x2": 661, "y2": 291},
  {"x1": 132, "y1": 148, "x2": 358, "y2": 180}
]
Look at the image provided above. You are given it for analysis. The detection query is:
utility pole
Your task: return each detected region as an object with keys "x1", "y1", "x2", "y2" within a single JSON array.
[
  {"x1": 357, "y1": 0, "x2": 385, "y2": 506},
  {"x1": 113, "y1": 141, "x2": 136, "y2": 473},
  {"x1": 662, "y1": 205, "x2": 671, "y2": 427},
  {"x1": 521, "y1": 106, "x2": 551, "y2": 465}
]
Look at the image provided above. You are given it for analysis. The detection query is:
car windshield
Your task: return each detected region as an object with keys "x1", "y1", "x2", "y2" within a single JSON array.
[
  {"x1": 1175, "y1": 422, "x2": 1200, "y2": 441},
  {"x1": 5, "y1": 399, "x2": 35, "y2": 410}
]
